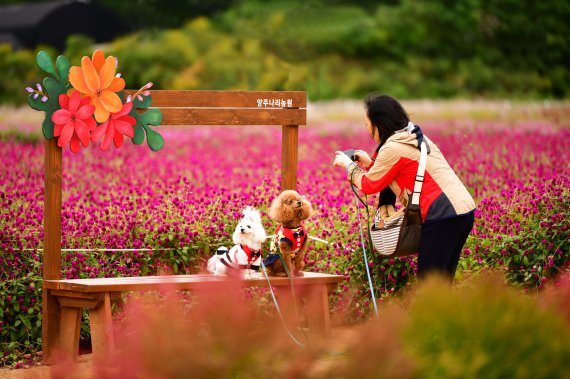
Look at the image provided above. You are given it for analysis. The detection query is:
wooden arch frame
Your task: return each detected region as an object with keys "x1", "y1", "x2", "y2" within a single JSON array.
[{"x1": 42, "y1": 90, "x2": 307, "y2": 361}]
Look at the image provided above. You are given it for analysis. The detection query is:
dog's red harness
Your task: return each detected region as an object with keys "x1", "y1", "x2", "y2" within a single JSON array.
[
  {"x1": 241, "y1": 245, "x2": 262, "y2": 264},
  {"x1": 219, "y1": 245, "x2": 262, "y2": 271},
  {"x1": 276, "y1": 225, "x2": 307, "y2": 253}
]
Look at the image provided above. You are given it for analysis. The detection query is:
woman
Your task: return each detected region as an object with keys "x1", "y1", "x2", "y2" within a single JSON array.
[{"x1": 333, "y1": 94, "x2": 476, "y2": 280}]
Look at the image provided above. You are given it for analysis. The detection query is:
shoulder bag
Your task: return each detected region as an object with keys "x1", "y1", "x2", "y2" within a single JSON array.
[{"x1": 370, "y1": 141, "x2": 427, "y2": 256}]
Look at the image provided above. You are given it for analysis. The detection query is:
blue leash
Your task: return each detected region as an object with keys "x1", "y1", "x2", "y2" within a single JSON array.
[
  {"x1": 355, "y1": 195, "x2": 379, "y2": 318},
  {"x1": 260, "y1": 260, "x2": 307, "y2": 348}
]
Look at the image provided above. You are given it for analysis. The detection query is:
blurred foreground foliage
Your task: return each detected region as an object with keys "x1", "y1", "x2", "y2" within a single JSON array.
[
  {"x1": 32, "y1": 273, "x2": 570, "y2": 378},
  {"x1": 1, "y1": 0, "x2": 569, "y2": 104}
]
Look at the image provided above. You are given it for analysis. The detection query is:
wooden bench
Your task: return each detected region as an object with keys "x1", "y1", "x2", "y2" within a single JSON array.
[
  {"x1": 44, "y1": 272, "x2": 343, "y2": 361},
  {"x1": 41, "y1": 90, "x2": 343, "y2": 363}
]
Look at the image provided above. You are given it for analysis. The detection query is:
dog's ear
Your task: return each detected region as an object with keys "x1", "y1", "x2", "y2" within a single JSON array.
[
  {"x1": 269, "y1": 193, "x2": 293, "y2": 223},
  {"x1": 254, "y1": 222, "x2": 267, "y2": 242},
  {"x1": 232, "y1": 223, "x2": 242, "y2": 245},
  {"x1": 301, "y1": 196, "x2": 314, "y2": 218}
]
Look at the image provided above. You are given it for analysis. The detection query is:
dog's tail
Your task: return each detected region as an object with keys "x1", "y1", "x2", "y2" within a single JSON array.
[
  {"x1": 206, "y1": 255, "x2": 218, "y2": 274},
  {"x1": 207, "y1": 246, "x2": 229, "y2": 274}
]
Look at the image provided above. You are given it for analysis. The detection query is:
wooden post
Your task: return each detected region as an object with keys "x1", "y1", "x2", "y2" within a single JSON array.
[
  {"x1": 281, "y1": 124, "x2": 298, "y2": 191},
  {"x1": 42, "y1": 138, "x2": 62, "y2": 364}
]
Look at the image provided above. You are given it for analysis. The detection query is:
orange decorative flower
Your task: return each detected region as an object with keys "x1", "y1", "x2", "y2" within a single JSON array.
[
  {"x1": 69, "y1": 50, "x2": 125, "y2": 123},
  {"x1": 52, "y1": 91, "x2": 96, "y2": 153},
  {"x1": 91, "y1": 102, "x2": 136, "y2": 151}
]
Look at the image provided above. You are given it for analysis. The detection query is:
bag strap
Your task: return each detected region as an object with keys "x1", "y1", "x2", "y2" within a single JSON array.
[{"x1": 410, "y1": 141, "x2": 427, "y2": 206}]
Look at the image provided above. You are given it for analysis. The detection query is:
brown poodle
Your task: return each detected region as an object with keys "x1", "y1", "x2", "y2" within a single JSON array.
[{"x1": 263, "y1": 190, "x2": 313, "y2": 277}]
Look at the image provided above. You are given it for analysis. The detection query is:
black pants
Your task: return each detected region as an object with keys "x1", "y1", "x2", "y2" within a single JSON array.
[{"x1": 417, "y1": 211, "x2": 475, "y2": 281}]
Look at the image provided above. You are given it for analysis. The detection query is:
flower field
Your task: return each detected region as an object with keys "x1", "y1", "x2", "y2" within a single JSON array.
[{"x1": 0, "y1": 102, "x2": 569, "y2": 368}]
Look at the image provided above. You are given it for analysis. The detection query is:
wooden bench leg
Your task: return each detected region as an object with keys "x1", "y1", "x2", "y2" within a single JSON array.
[
  {"x1": 303, "y1": 284, "x2": 331, "y2": 336},
  {"x1": 89, "y1": 292, "x2": 115, "y2": 359},
  {"x1": 57, "y1": 306, "x2": 82, "y2": 361},
  {"x1": 53, "y1": 291, "x2": 100, "y2": 363}
]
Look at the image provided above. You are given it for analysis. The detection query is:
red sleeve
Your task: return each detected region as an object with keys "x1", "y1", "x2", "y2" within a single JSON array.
[
  {"x1": 361, "y1": 159, "x2": 405, "y2": 194},
  {"x1": 347, "y1": 146, "x2": 403, "y2": 195}
]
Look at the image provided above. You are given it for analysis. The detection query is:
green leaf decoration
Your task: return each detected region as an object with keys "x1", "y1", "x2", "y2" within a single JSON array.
[
  {"x1": 132, "y1": 124, "x2": 145, "y2": 145},
  {"x1": 28, "y1": 93, "x2": 46, "y2": 112},
  {"x1": 42, "y1": 117, "x2": 54, "y2": 139},
  {"x1": 36, "y1": 51, "x2": 59, "y2": 80},
  {"x1": 145, "y1": 125, "x2": 165, "y2": 152},
  {"x1": 29, "y1": 51, "x2": 71, "y2": 140},
  {"x1": 43, "y1": 77, "x2": 60, "y2": 99},
  {"x1": 37, "y1": 76, "x2": 68, "y2": 139},
  {"x1": 133, "y1": 94, "x2": 152, "y2": 109},
  {"x1": 141, "y1": 108, "x2": 163, "y2": 125},
  {"x1": 128, "y1": 96, "x2": 164, "y2": 151},
  {"x1": 56, "y1": 55, "x2": 71, "y2": 84}
]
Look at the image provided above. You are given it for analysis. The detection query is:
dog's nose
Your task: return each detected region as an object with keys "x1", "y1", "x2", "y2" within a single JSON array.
[
  {"x1": 296, "y1": 201, "x2": 301, "y2": 207},
  {"x1": 240, "y1": 228, "x2": 245, "y2": 233}
]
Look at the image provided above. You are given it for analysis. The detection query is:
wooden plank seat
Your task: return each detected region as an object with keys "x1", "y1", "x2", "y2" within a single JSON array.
[{"x1": 45, "y1": 272, "x2": 343, "y2": 361}]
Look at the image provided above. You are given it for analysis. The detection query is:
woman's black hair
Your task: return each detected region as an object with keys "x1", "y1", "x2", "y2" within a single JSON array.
[{"x1": 364, "y1": 93, "x2": 409, "y2": 149}]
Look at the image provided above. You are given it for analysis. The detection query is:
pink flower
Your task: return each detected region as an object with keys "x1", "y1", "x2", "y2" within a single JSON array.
[
  {"x1": 91, "y1": 102, "x2": 136, "y2": 150},
  {"x1": 52, "y1": 91, "x2": 96, "y2": 153}
]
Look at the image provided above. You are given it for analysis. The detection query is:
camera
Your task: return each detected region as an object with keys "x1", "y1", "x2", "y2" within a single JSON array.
[{"x1": 342, "y1": 149, "x2": 358, "y2": 161}]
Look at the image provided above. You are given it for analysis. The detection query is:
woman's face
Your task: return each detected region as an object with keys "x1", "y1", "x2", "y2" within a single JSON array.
[{"x1": 365, "y1": 114, "x2": 381, "y2": 143}]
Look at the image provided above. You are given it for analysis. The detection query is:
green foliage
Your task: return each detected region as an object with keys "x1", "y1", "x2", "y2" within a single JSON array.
[
  {"x1": 63, "y1": 35, "x2": 96, "y2": 65},
  {"x1": 98, "y1": 0, "x2": 238, "y2": 29},
  {"x1": 220, "y1": 0, "x2": 372, "y2": 61},
  {"x1": 481, "y1": 0, "x2": 570, "y2": 97},
  {"x1": 501, "y1": 213, "x2": 569, "y2": 289},
  {"x1": 327, "y1": 274, "x2": 570, "y2": 378},
  {"x1": 0, "y1": 252, "x2": 43, "y2": 368},
  {"x1": 404, "y1": 276, "x2": 570, "y2": 378},
  {"x1": 1, "y1": 0, "x2": 568, "y2": 103},
  {"x1": 463, "y1": 177, "x2": 570, "y2": 289},
  {"x1": 0, "y1": 236, "x2": 210, "y2": 367},
  {"x1": 0, "y1": 130, "x2": 41, "y2": 144},
  {"x1": 0, "y1": 45, "x2": 37, "y2": 105},
  {"x1": 113, "y1": 0, "x2": 566, "y2": 99},
  {"x1": 106, "y1": 29, "x2": 189, "y2": 89}
]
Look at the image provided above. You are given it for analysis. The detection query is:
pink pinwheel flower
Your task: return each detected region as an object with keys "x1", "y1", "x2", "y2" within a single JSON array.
[
  {"x1": 91, "y1": 101, "x2": 136, "y2": 150},
  {"x1": 52, "y1": 91, "x2": 96, "y2": 153}
]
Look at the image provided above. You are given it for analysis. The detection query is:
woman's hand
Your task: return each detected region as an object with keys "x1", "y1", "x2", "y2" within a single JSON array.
[
  {"x1": 333, "y1": 151, "x2": 353, "y2": 169},
  {"x1": 354, "y1": 150, "x2": 372, "y2": 169}
]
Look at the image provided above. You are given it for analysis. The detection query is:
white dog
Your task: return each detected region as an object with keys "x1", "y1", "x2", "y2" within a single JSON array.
[{"x1": 207, "y1": 207, "x2": 266, "y2": 278}]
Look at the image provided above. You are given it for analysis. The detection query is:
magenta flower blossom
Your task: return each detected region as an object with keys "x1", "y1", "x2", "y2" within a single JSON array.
[{"x1": 1, "y1": 114, "x2": 569, "y2": 329}]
